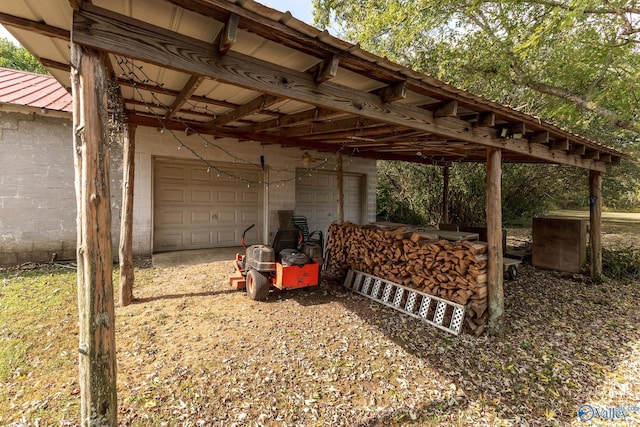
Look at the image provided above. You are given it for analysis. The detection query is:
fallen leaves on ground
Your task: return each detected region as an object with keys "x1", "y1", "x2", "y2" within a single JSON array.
[{"x1": 1, "y1": 231, "x2": 639, "y2": 426}]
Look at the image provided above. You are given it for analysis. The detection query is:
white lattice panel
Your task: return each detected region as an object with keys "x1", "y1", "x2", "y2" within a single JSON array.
[{"x1": 342, "y1": 270, "x2": 466, "y2": 335}]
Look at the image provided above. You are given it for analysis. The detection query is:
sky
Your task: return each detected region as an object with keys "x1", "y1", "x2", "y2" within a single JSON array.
[{"x1": 0, "y1": 1, "x2": 316, "y2": 46}]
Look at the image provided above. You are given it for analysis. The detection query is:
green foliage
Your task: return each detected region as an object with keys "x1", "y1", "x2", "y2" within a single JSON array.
[
  {"x1": 316, "y1": 0, "x2": 640, "y2": 210},
  {"x1": 0, "y1": 38, "x2": 47, "y2": 74},
  {"x1": 314, "y1": 0, "x2": 640, "y2": 137},
  {"x1": 602, "y1": 246, "x2": 640, "y2": 282},
  {"x1": 377, "y1": 161, "x2": 577, "y2": 227}
]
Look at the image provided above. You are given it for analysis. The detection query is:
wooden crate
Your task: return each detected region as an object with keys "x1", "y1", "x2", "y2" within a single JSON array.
[{"x1": 532, "y1": 217, "x2": 587, "y2": 273}]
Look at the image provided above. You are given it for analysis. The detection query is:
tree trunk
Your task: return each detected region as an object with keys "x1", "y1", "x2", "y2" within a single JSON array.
[
  {"x1": 71, "y1": 42, "x2": 118, "y2": 426},
  {"x1": 118, "y1": 124, "x2": 136, "y2": 306},
  {"x1": 442, "y1": 165, "x2": 450, "y2": 224},
  {"x1": 486, "y1": 148, "x2": 504, "y2": 336},
  {"x1": 336, "y1": 152, "x2": 344, "y2": 223},
  {"x1": 589, "y1": 170, "x2": 603, "y2": 279}
]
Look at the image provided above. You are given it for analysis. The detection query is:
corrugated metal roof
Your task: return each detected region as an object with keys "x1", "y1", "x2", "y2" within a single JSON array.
[{"x1": 0, "y1": 67, "x2": 71, "y2": 112}]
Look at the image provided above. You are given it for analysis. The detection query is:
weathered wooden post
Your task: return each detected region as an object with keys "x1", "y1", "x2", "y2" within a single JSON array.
[
  {"x1": 336, "y1": 152, "x2": 344, "y2": 223},
  {"x1": 71, "y1": 41, "x2": 118, "y2": 425},
  {"x1": 119, "y1": 123, "x2": 136, "y2": 306},
  {"x1": 589, "y1": 170, "x2": 603, "y2": 279},
  {"x1": 486, "y1": 147, "x2": 504, "y2": 336}
]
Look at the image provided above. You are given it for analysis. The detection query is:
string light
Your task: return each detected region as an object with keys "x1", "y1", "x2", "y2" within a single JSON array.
[{"x1": 114, "y1": 56, "x2": 336, "y2": 187}]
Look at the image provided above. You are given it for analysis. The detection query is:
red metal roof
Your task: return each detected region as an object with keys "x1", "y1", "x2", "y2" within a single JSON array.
[{"x1": 0, "y1": 67, "x2": 71, "y2": 112}]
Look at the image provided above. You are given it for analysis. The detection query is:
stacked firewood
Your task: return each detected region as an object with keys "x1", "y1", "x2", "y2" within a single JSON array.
[{"x1": 325, "y1": 222, "x2": 488, "y2": 334}]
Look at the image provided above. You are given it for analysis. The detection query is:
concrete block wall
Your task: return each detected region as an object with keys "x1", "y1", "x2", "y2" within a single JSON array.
[
  {"x1": 134, "y1": 126, "x2": 377, "y2": 254},
  {"x1": 0, "y1": 111, "x2": 123, "y2": 265},
  {"x1": 0, "y1": 113, "x2": 376, "y2": 264}
]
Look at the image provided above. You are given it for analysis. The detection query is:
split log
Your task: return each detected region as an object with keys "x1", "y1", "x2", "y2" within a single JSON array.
[{"x1": 326, "y1": 222, "x2": 489, "y2": 335}]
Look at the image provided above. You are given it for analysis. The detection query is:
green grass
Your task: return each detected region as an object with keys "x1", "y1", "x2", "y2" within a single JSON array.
[{"x1": 0, "y1": 267, "x2": 79, "y2": 424}]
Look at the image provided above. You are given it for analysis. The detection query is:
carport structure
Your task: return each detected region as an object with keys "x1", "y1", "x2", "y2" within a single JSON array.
[{"x1": 0, "y1": 0, "x2": 628, "y2": 423}]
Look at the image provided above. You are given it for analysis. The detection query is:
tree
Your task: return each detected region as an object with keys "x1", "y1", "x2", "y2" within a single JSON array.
[
  {"x1": 315, "y1": 0, "x2": 640, "y2": 211},
  {"x1": 313, "y1": 0, "x2": 639, "y2": 138},
  {"x1": 0, "y1": 38, "x2": 48, "y2": 74}
]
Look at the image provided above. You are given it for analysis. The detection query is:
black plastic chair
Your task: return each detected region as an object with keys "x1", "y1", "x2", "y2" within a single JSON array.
[{"x1": 290, "y1": 215, "x2": 323, "y2": 251}]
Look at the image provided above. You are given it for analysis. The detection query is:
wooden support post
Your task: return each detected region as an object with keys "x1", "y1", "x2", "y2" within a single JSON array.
[
  {"x1": 118, "y1": 123, "x2": 136, "y2": 306},
  {"x1": 337, "y1": 152, "x2": 344, "y2": 223},
  {"x1": 486, "y1": 147, "x2": 504, "y2": 336},
  {"x1": 589, "y1": 170, "x2": 603, "y2": 279},
  {"x1": 442, "y1": 165, "x2": 450, "y2": 224},
  {"x1": 71, "y1": 42, "x2": 118, "y2": 425}
]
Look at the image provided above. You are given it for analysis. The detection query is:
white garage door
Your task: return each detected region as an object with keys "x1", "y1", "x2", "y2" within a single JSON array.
[
  {"x1": 295, "y1": 170, "x2": 363, "y2": 235},
  {"x1": 154, "y1": 159, "x2": 263, "y2": 252}
]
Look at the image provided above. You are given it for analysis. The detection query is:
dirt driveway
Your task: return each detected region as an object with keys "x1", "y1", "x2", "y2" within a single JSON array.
[{"x1": 106, "y1": 252, "x2": 640, "y2": 426}]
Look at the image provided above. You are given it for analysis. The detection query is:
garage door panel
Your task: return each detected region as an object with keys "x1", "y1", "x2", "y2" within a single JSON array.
[
  {"x1": 191, "y1": 167, "x2": 211, "y2": 182},
  {"x1": 217, "y1": 190, "x2": 238, "y2": 203},
  {"x1": 156, "y1": 210, "x2": 185, "y2": 226},
  {"x1": 154, "y1": 159, "x2": 263, "y2": 252},
  {"x1": 315, "y1": 192, "x2": 332, "y2": 204},
  {"x1": 242, "y1": 190, "x2": 260, "y2": 203},
  {"x1": 295, "y1": 170, "x2": 362, "y2": 235},
  {"x1": 156, "y1": 232, "x2": 185, "y2": 250},
  {"x1": 297, "y1": 191, "x2": 314, "y2": 204},
  {"x1": 217, "y1": 209, "x2": 237, "y2": 223},
  {"x1": 191, "y1": 211, "x2": 211, "y2": 225},
  {"x1": 158, "y1": 188, "x2": 186, "y2": 203},
  {"x1": 191, "y1": 189, "x2": 212, "y2": 203},
  {"x1": 190, "y1": 231, "x2": 212, "y2": 245},
  {"x1": 216, "y1": 229, "x2": 237, "y2": 245},
  {"x1": 158, "y1": 165, "x2": 185, "y2": 181},
  {"x1": 315, "y1": 175, "x2": 333, "y2": 187},
  {"x1": 241, "y1": 209, "x2": 260, "y2": 223}
]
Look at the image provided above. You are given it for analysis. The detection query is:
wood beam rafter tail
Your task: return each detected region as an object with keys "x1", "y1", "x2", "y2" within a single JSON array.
[
  {"x1": 0, "y1": 12, "x2": 70, "y2": 40},
  {"x1": 377, "y1": 80, "x2": 407, "y2": 103},
  {"x1": 316, "y1": 54, "x2": 340, "y2": 83},
  {"x1": 204, "y1": 94, "x2": 280, "y2": 127}
]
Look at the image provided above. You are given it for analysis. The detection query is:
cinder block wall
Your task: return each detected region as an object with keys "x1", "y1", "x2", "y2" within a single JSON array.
[{"x1": 0, "y1": 110, "x2": 122, "y2": 265}]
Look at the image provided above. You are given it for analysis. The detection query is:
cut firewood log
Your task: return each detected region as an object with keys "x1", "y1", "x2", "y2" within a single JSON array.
[{"x1": 325, "y1": 222, "x2": 489, "y2": 335}]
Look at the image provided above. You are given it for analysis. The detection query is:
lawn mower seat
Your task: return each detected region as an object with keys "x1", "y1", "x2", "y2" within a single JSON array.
[{"x1": 271, "y1": 228, "x2": 301, "y2": 260}]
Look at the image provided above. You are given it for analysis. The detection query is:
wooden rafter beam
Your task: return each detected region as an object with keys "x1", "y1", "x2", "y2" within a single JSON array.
[
  {"x1": 0, "y1": 12, "x2": 70, "y2": 40},
  {"x1": 73, "y1": 4, "x2": 608, "y2": 171},
  {"x1": 117, "y1": 77, "x2": 239, "y2": 110},
  {"x1": 529, "y1": 131, "x2": 549, "y2": 144},
  {"x1": 316, "y1": 54, "x2": 340, "y2": 83},
  {"x1": 39, "y1": 57, "x2": 71, "y2": 71},
  {"x1": 477, "y1": 112, "x2": 496, "y2": 127},
  {"x1": 551, "y1": 139, "x2": 570, "y2": 151},
  {"x1": 434, "y1": 100, "x2": 458, "y2": 117},
  {"x1": 278, "y1": 117, "x2": 382, "y2": 138},
  {"x1": 248, "y1": 107, "x2": 339, "y2": 132},
  {"x1": 377, "y1": 81, "x2": 407, "y2": 103},
  {"x1": 219, "y1": 14, "x2": 239, "y2": 54},
  {"x1": 303, "y1": 125, "x2": 402, "y2": 141},
  {"x1": 204, "y1": 94, "x2": 280, "y2": 127},
  {"x1": 510, "y1": 122, "x2": 526, "y2": 139},
  {"x1": 164, "y1": 75, "x2": 205, "y2": 120},
  {"x1": 571, "y1": 145, "x2": 586, "y2": 155}
]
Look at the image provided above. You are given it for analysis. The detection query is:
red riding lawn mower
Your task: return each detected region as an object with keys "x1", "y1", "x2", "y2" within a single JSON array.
[{"x1": 229, "y1": 224, "x2": 323, "y2": 300}]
